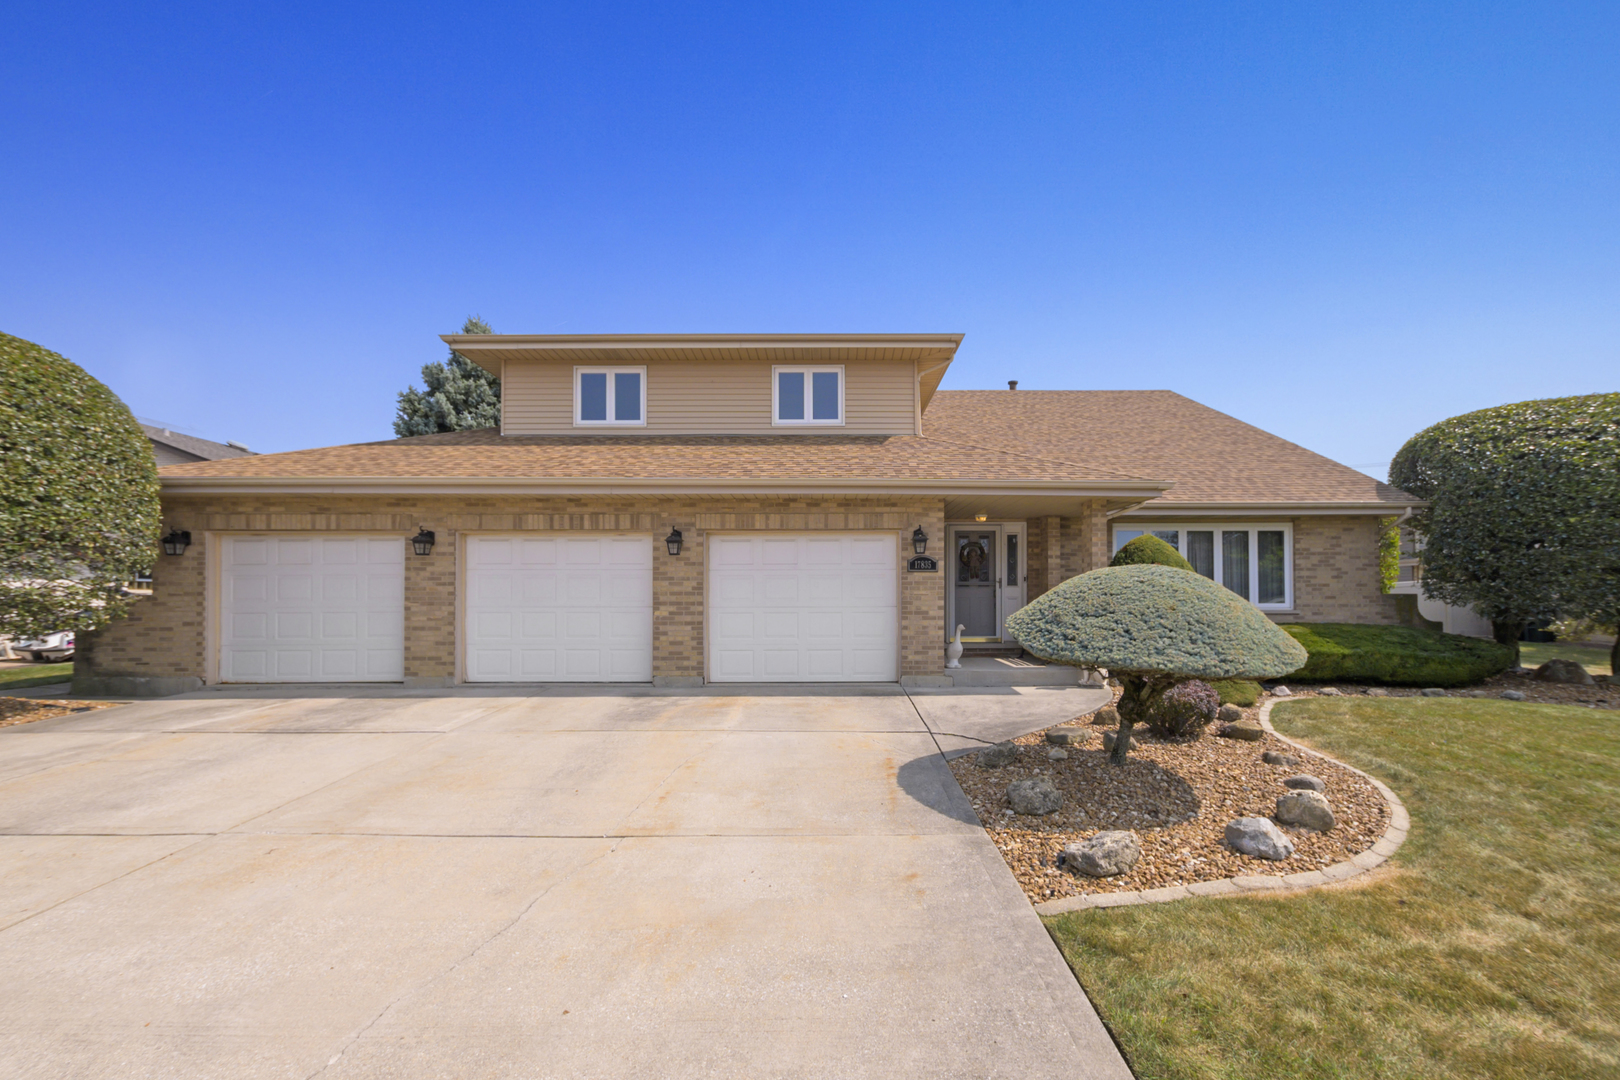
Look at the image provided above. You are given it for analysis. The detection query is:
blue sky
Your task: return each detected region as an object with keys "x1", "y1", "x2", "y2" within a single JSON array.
[{"x1": 3, "y1": 2, "x2": 1616, "y2": 476}]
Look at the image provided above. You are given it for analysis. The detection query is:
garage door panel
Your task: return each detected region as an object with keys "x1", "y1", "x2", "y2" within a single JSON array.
[
  {"x1": 465, "y1": 535, "x2": 652, "y2": 683},
  {"x1": 220, "y1": 534, "x2": 405, "y2": 683},
  {"x1": 707, "y1": 534, "x2": 897, "y2": 683}
]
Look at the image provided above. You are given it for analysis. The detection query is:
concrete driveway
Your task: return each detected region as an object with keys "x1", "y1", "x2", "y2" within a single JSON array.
[{"x1": 0, "y1": 683, "x2": 1126, "y2": 1079}]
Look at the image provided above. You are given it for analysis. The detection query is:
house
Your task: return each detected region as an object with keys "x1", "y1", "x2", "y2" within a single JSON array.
[
  {"x1": 142, "y1": 422, "x2": 257, "y2": 466},
  {"x1": 77, "y1": 334, "x2": 1417, "y2": 695}
]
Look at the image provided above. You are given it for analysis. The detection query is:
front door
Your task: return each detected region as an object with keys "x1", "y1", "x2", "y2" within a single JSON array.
[
  {"x1": 951, "y1": 528, "x2": 999, "y2": 640},
  {"x1": 947, "y1": 523, "x2": 1028, "y2": 644}
]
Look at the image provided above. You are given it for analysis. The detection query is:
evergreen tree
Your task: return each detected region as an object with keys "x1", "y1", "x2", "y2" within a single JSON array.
[{"x1": 394, "y1": 316, "x2": 501, "y2": 436}]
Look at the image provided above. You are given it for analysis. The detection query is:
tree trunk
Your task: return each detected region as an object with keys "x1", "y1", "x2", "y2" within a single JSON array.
[
  {"x1": 1110, "y1": 674, "x2": 1150, "y2": 766},
  {"x1": 1611, "y1": 636, "x2": 1618, "y2": 685},
  {"x1": 1492, "y1": 619, "x2": 1523, "y2": 667}
]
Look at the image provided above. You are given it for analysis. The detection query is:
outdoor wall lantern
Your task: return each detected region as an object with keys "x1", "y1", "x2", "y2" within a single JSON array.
[
  {"x1": 410, "y1": 528, "x2": 436, "y2": 556},
  {"x1": 912, "y1": 526, "x2": 928, "y2": 556},
  {"x1": 665, "y1": 528, "x2": 684, "y2": 556},
  {"x1": 160, "y1": 529, "x2": 191, "y2": 556}
]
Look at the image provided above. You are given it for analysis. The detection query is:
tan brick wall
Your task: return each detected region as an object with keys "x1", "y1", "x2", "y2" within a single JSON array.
[
  {"x1": 1290, "y1": 515, "x2": 1399, "y2": 624},
  {"x1": 1057, "y1": 500, "x2": 1111, "y2": 582},
  {"x1": 1025, "y1": 516, "x2": 1063, "y2": 600},
  {"x1": 79, "y1": 493, "x2": 950, "y2": 683}
]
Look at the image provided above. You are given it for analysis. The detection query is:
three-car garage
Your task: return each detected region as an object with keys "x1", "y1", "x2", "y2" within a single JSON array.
[{"x1": 215, "y1": 531, "x2": 901, "y2": 685}]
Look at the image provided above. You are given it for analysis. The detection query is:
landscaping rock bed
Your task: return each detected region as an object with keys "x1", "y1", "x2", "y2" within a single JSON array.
[
  {"x1": 0, "y1": 696, "x2": 116, "y2": 728},
  {"x1": 948, "y1": 693, "x2": 1391, "y2": 904}
]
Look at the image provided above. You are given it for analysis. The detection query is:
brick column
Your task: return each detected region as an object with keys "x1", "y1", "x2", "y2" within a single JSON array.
[
  {"x1": 653, "y1": 511, "x2": 704, "y2": 683},
  {"x1": 1079, "y1": 500, "x2": 1110, "y2": 572},
  {"x1": 404, "y1": 521, "x2": 455, "y2": 683}
]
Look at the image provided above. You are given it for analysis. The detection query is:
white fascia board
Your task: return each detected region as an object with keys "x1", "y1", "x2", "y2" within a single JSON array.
[{"x1": 160, "y1": 475, "x2": 1172, "y2": 499}]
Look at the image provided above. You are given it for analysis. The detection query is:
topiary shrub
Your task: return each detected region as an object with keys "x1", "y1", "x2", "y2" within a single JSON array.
[
  {"x1": 0, "y1": 333, "x2": 159, "y2": 638},
  {"x1": 1281, "y1": 623, "x2": 1515, "y2": 686},
  {"x1": 1110, "y1": 534, "x2": 1195, "y2": 572},
  {"x1": 1390, "y1": 393, "x2": 1620, "y2": 667},
  {"x1": 1208, "y1": 678, "x2": 1261, "y2": 707},
  {"x1": 1140, "y1": 678, "x2": 1220, "y2": 738},
  {"x1": 1007, "y1": 564, "x2": 1308, "y2": 763}
]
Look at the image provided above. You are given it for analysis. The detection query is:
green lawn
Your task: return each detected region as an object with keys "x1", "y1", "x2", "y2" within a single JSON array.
[
  {"x1": 0, "y1": 662, "x2": 73, "y2": 690},
  {"x1": 1045, "y1": 697, "x2": 1619, "y2": 1080},
  {"x1": 1519, "y1": 640, "x2": 1613, "y2": 677}
]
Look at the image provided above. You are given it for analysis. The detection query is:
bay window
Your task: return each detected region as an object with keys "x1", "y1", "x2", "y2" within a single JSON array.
[{"x1": 1112, "y1": 524, "x2": 1293, "y2": 610}]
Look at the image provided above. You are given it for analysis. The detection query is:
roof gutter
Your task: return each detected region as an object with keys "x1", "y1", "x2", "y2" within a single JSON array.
[
  {"x1": 1113, "y1": 500, "x2": 1428, "y2": 517},
  {"x1": 160, "y1": 475, "x2": 1174, "y2": 499}
]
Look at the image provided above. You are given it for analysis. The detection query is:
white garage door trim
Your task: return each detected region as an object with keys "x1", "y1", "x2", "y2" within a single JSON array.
[
  {"x1": 707, "y1": 532, "x2": 899, "y2": 683},
  {"x1": 215, "y1": 533, "x2": 405, "y2": 683},
  {"x1": 461, "y1": 533, "x2": 654, "y2": 683}
]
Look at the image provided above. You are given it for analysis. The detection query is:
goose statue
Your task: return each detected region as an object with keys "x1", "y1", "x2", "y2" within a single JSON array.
[{"x1": 945, "y1": 624, "x2": 965, "y2": 669}]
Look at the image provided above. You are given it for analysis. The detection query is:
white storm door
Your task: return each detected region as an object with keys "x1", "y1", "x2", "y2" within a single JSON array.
[
  {"x1": 709, "y1": 534, "x2": 898, "y2": 682},
  {"x1": 465, "y1": 535, "x2": 653, "y2": 682},
  {"x1": 220, "y1": 535, "x2": 405, "y2": 682}
]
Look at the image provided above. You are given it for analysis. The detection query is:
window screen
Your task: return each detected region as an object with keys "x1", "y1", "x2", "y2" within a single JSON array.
[
  {"x1": 1222, "y1": 530, "x2": 1250, "y2": 600},
  {"x1": 1185, "y1": 531, "x2": 1215, "y2": 578},
  {"x1": 579, "y1": 372, "x2": 607, "y2": 422}
]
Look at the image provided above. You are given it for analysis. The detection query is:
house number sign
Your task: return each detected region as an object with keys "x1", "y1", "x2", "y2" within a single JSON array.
[{"x1": 907, "y1": 555, "x2": 939, "y2": 572}]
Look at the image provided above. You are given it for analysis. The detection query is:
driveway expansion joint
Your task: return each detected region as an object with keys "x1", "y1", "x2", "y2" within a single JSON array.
[{"x1": 1034, "y1": 697, "x2": 1410, "y2": 916}]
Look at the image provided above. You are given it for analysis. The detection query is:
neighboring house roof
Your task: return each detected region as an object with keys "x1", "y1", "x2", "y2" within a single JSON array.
[
  {"x1": 925, "y1": 391, "x2": 1415, "y2": 510},
  {"x1": 143, "y1": 423, "x2": 257, "y2": 467}
]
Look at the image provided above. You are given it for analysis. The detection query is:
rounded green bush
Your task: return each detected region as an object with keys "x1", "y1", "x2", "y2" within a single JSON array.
[
  {"x1": 1208, "y1": 678, "x2": 1262, "y2": 707},
  {"x1": 1141, "y1": 678, "x2": 1220, "y2": 738},
  {"x1": 1109, "y1": 534, "x2": 1194, "y2": 572},
  {"x1": 0, "y1": 332, "x2": 159, "y2": 637},
  {"x1": 1006, "y1": 564, "x2": 1308, "y2": 679}
]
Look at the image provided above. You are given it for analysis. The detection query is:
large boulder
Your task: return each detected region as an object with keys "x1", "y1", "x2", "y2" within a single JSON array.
[
  {"x1": 1275, "y1": 790, "x2": 1336, "y2": 831},
  {"x1": 974, "y1": 742, "x2": 1018, "y2": 768},
  {"x1": 1061, "y1": 831, "x2": 1142, "y2": 877},
  {"x1": 1006, "y1": 779, "x2": 1062, "y2": 816},
  {"x1": 1225, "y1": 817, "x2": 1295, "y2": 860},
  {"x1": 1535, "y1": 658, "x2": 1596, "y2": 685},
  {"x1": 1283, "y1": 774, "x2": 1326, "y2": 792}
]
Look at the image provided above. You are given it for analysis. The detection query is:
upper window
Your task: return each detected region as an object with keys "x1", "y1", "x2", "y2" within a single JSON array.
[
  {"x1": 773, "y1": 365, "x2": 844, "y2": 425},
  {"x1": 574, "y1": 367, "x2": 645, "y2": 426},
  {"x1": 1112, "y1": 523, "x2": 1293, "y2": 610}
]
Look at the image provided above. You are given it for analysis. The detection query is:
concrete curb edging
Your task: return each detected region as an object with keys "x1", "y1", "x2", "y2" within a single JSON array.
[{"x1": 1034, "y1": 697, "x2": 1410, "y2": 916}]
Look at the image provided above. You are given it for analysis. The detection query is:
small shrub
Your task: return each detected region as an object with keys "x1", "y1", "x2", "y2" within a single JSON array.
[
  {"x1": 1282, "y1": 623, "x2": 1515, "y2": 687},
  {"x1": 1109, "y1": 535, "x2": 1194, "y2": 572},
  {"x1": 1208, "y1": 678, "x2": 1261, "y2": 707},
  {"x1": 1141, "y1": 679, "x2": 1220, "y2": 738}
]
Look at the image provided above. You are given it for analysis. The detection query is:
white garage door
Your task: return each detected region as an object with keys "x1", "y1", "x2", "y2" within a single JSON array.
[
  {"x1": 709, "y1": 534, "x2": 898, "y2": 682},
  {"x1": 220, "y1": 535, "x2": 405, "y2": 682},
  {"x1": 465, "y1": 535, "x2": 653, "y2": 682}
]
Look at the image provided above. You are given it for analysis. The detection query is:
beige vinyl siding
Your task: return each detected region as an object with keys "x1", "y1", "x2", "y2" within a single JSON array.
[{"x1": 502, "y1": 360, "x2": 919, "y2": 436}]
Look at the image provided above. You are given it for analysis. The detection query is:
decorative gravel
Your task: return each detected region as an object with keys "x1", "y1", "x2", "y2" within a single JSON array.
[
  {"x1": 0, "y1": 696, "x2": 116, "y2": 728},
  {"x1": 948, "y1": 694, "x2": 1391, "y2": 905}
]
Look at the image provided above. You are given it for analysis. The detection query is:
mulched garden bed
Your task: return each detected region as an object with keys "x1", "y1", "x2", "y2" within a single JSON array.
[
  {"x1": 954, "y1": 671, "x2": 1616, "y2": 906},
  {"x1": 0, "y1": 696, "x2": 117, "y2": 728},
  {"x1": 949, "y1": 690, "x2": 1390, "y2": 904}
]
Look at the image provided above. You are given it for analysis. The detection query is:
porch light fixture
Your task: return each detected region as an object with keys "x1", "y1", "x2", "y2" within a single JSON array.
[
  {"x1": 410, "y1": 528, "x2": 436, "y2": 556},
  {"x1": 160, "y1": 529, "x2": 191, "y2": 556},
  {"x1": 974, "y1": 513, "x2": 988, "y2": 522},
  {"x1": 665, "y1": 528, "x2": 684, "y2": 556},
  {"x1": 912, "y1": 526, "x2": 928, "y2": 555}
]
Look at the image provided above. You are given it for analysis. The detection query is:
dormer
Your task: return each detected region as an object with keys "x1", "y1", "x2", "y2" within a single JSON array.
[{"x1": 439, "y1": 333, "x2": 963, "y2": 436}]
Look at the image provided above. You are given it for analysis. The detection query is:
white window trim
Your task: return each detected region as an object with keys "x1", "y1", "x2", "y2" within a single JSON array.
[
  {"x1": 771, "y1": 364, "x2": 846, "y2": 426},
  {"x1": 573, "y1": 366, "x2": 647, "y2": 427},
  {"x1": 1111, "y1": 522, "x2": 1294, "y2": 611}
]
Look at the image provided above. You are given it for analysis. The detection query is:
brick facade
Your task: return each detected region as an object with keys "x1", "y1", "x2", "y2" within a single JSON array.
[
  {"x1": 79, "y1": 494, "x2": 949, "y2": 684},
  {"x1": 1289, "y1": 514, "x2": 1400, "y2": 624}
]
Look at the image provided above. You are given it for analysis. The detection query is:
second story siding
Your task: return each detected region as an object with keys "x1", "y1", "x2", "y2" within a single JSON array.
[{"x1": 501, "y1": 359, "x2": 920, "y2": 436}]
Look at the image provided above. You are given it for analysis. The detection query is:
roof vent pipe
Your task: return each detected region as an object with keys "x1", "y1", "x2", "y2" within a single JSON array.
[{"x1": 1008, "y1": 380, "x2": 1018, "y2": 390}]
